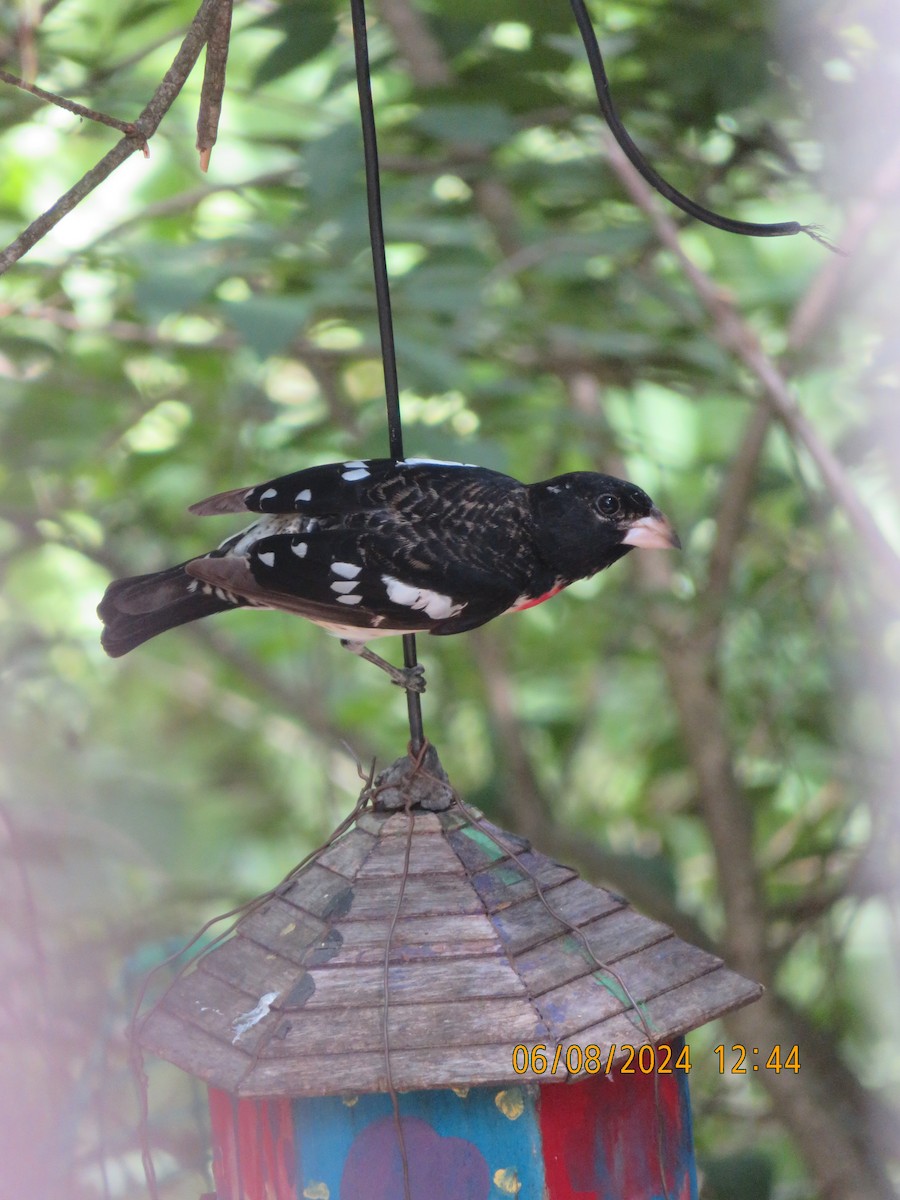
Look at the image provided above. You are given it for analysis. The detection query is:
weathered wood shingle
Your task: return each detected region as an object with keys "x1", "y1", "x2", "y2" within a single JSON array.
[{"x1": 138, "y1": 797, "x2": 762, "y2": 1097}]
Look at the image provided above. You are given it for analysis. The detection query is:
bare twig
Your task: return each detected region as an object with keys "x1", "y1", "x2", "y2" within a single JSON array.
[
  {"x1": 0, "y1": 139, "x2": 140, "y2": 275},
  {"x1": 0, "y1": 68, "x2": 137, "y2": 135},
  {"x1": 196, "y1": 0, "x2": 233, "y2": 171},
  {"x1": 15, "y1": 9, "x2": 39, "y2": 85},
  {"x1": 660, "y1": 632, "x2": 769, "y2": 969},
  {"x1": 68, "y1": 167, "x2": 294, "y2": 252},
  {"x1": 0, "y1": 0, "x2": 221, "y2": 276},
  {"x1": 0, "y1": 301, "x2": 240, "y2": 350},
  {"x1": 374, "y1": 0, "x2": 451, "y2": 87}
]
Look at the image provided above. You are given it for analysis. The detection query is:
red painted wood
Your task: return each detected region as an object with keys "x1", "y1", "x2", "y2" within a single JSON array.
[
  {"x1": 538, "y1": 1046, "x2": 694, "y2": 1199},
  {"x1": 208, "y1": 1088, "x2": 296, "y2": 1200}
]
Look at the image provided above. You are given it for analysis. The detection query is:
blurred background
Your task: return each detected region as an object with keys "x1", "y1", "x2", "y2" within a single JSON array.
[{"x1": 0, "y1": 0, "x2": 898, "y2": 1195}]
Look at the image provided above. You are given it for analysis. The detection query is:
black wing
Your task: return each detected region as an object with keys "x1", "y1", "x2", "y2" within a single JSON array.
[
  {"x1": 245, "y1": 525, "x2": 523, "y2": 634},
  {"x1": 190, "y1": 458, "x2": 510, "y2": 517}
]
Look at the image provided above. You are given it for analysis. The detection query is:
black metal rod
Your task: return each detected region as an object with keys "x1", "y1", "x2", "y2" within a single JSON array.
[
  {"x1": 349, "y1": 0, "x2": 425, "y2": 753},
  {"x1": 568, "y1": 0, "x2": 836, "y2": 251}
]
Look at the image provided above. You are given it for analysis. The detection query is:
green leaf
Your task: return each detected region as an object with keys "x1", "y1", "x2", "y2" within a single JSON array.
[
  {"x1": 253, "y1": 1, "x2": 339, "y2": 84},
  {"x1": 701, "y1": 1153, "x2": 774, "y2": 1200},
  {"x1": 413, "y1": 103, "x2": 516, "y2": 149},
  {"x1": 222, "y1": 297, "x2": 311, "y2": 357}
]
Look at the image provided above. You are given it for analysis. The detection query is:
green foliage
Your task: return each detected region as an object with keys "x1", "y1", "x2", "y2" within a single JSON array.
[
  {"x1": 701, "y1": 1150, "x2": 775, "y2": 1200},
  {"x1": 0, "y1": 1, "x2": 897, "y2": 1197},
  {"x1": 252, "y1": 0, "x2": 340, "y2": 85}
]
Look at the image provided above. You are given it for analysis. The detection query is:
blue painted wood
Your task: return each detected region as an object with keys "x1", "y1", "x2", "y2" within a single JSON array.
[{"x1": 293, "y1": 1084, "x2": 546, "y2": 1199}]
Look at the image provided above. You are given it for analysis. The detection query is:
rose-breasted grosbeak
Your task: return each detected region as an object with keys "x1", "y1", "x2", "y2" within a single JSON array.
[{"x1": 98, "y1": 458, "x2": 679, "y2": 690}]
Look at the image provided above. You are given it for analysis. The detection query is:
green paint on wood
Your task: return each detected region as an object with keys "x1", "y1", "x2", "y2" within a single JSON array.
[
  {"x1": 591, "y1": 969, "x2": 656, "y2": 1032},
  {"x1": 458, "y1": 826, "x2": 507, "y2": 862}
]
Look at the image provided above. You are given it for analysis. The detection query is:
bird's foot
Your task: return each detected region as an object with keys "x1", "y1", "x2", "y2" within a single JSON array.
[
  {"x1": 396, "y1": 662, "x2": 427, "y2": 693},
  {"x1": 340, "y1": 641, "x2": 427, "y2": 693}
]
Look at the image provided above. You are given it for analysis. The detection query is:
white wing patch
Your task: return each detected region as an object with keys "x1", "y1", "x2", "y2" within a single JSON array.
[
  {"x1": 382, "y1": 575, "x2": 464, "y2": 620},
  {"x1": 291, "y1": 541, "x2": 308, "y2": 557},
  {"x1": 399, "y1": 457, "x2": 474, "y2": 468},
  {"x1": 295, "y1": 489, "x2": 312, "y2": 502},
  {"x1": 341, "y1": 460, "x2": 370, "y2": 481},
  {"x1": 257, "y1": 551, "x2": 275, "y2": 568},
  {"x1": 330, "y1": 580, "x2": 358, "y2": 595},
  {"x1": 331, "y1": 561, "x2": 362, "y2": 579},
  {"x1": 260, "y1": 488, "x2": 278, "y2": 501}
]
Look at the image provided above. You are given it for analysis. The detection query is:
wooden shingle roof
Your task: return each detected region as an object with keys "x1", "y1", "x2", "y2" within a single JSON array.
[{"x1": 138, "y1": 777, "x2": 762, "y2": 1098}]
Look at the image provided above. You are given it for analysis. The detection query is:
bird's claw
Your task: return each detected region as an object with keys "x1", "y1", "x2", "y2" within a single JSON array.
[{"x1": 394, "y1": 663, "x2": 426, "y2": 694}]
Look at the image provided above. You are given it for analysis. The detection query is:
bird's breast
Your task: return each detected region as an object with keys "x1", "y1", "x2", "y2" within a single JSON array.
[{"x1": 506, "y1": 579, "x2": 567, "y2": 613}]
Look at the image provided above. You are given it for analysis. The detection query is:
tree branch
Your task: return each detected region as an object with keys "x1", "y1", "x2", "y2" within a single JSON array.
[
  {"x1": 0, "y1": 0, "x2": 223, "y2": 276},
  {"x1": 617, "y1": 130, "x2": 900, "y2": 1196},
  {"x1": 374, "y1": 0, "x2": 451, "y2": 88},
  {"x1": 196, "y1": 0, "x2": 232, "y2": 171},
  {"x1": 0, "y1": 68, "x2": 137, "y2": 134},
  {"x1": 601, "y1": 132, "x2": 900, "y2": 589}
]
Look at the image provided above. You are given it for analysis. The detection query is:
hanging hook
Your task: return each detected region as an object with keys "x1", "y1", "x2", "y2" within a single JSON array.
[{"x1": 569, "y1": 0, "x2": 840, "y2": 252}]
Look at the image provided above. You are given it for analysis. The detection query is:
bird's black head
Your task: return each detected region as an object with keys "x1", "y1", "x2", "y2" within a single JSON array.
[{"x1": 529, "y1": 471, "x2": 680, "y2": 581}]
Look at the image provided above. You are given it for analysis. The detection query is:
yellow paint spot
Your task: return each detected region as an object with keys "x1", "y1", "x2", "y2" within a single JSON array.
[
  {"x1": 303, "y1": 1183, "x2": 330, "y2": 1199},
  {"x1": 342, "y1": 1095, "x2": 359, "y2": 1108},
  {"x1": 280, "y1": 921, "x2": 296, "y2": 937},
  {"x1": 451, "y1": 1086, "x2": 469, "y2": 1099},
  {"x1": 493, "y1": 1167, "x2": 522, "y2": 1194},
  {"x1": 495, "y1": 1089, "x2": 524, "y2": 1120}
]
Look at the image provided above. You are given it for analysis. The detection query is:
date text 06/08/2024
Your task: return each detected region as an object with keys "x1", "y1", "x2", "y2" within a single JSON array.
[{"x1": 511, "y1": 1043, "x2": 801, "y2": 1076}]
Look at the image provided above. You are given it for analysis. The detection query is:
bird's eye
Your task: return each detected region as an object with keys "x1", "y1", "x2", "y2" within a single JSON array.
[{"x1": 596, "y1": 494, "x2": 621, "y2": 516}]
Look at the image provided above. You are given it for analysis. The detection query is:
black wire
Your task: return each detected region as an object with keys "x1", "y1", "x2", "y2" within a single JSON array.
[
  {"x1": 349, "y1": 0, "x2": 402, "y2": 449},
  {"x1": 349, "y1": 0, "x2": 425, "y2": 752},
  {"x1": 568, "y1": 0, "x2": 839, "y2": 252}
]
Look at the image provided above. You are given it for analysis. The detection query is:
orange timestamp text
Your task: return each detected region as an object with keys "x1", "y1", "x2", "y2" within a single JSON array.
[
  {"x1": 714, "y1": 1044, "x2": 800, "y2": 1073},
  {"x1": 511, "y1": 1042, "x2": 693, "y2": 1077}
]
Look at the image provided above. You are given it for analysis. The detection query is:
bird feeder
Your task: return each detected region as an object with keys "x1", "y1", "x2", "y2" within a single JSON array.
[{"x1": 138, "y1": 747, "x2": 762, "y2": 1200}]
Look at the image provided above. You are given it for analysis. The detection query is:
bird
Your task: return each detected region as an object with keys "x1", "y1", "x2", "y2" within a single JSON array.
[{"x1": 97, "y1": 457, "x2": 680, "y2": 691}]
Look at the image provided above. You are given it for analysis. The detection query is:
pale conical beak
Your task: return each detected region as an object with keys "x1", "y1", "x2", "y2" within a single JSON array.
[{"x1": 622, "y1": 508, "x2": 681, "y2": 550}]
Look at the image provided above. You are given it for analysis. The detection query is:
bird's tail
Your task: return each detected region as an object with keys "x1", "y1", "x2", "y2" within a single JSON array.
[{"x1": 97, "y1": 561, "x2": 242, "y2": 657}]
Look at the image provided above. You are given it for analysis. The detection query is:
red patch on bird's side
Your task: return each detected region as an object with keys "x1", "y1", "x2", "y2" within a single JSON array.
[{"x1": 508, "y1": 583, "x2": 565, "y2": 612}]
